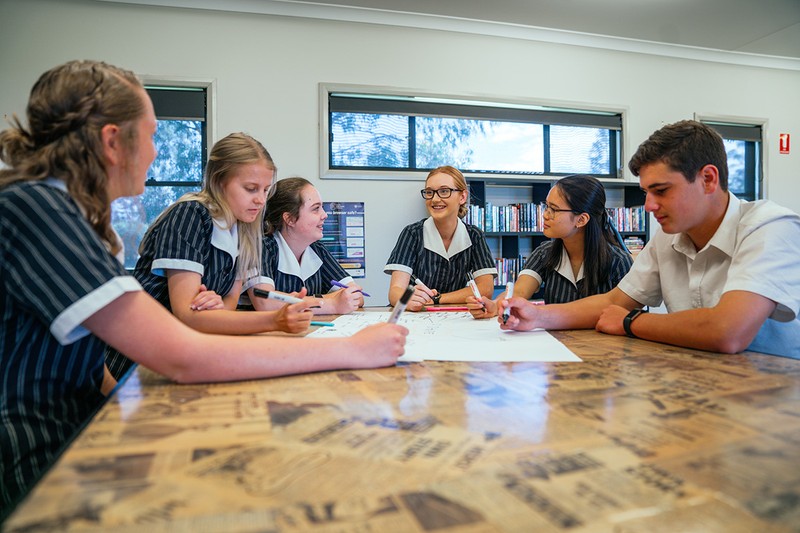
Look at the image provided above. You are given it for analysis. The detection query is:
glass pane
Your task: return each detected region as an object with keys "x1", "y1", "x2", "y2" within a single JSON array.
[
  {"x1": 416, "y1": 118, "x2": 544, "y2": 173},
  {"x1": 724, "y1": 139, "x2": 746, "y2": 194},
  {"x1": 149, "y1": 119, "x2": 203, "y2": 182},
  {"x1": 331, "y1": 112, "x2": 409, "y2": 167},
  {"x1": 112, "y1": 185, "x2": 201, "y2": 269},
  {"x1": 550, "y1": 125, "x2": 610, "y2": 174}
]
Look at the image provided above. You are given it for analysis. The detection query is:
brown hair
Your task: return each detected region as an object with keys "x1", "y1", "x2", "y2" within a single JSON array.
[
  {"x1": 264, "y1": 177, "x2": 313, "y2": 235},
  {"x1": 628, "y1": 120, "x2": 729, "y2": 191},
  {"x1": 0, "y1": 60, "x2": 145, "y2": 256}
]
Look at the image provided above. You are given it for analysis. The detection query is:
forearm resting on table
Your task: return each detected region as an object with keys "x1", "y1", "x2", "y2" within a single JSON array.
[
  {"x1": 84, "y1": 292, "x2": 370, "y2": 384},
  {"x1": 626, "y1": 291, "x2": 776, "y2": 354}
]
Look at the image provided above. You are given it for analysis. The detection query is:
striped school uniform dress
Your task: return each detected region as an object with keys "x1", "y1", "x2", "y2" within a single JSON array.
[
  {"x1": 519, "y1": 240, "x2": 633, "y2": 303},
  {"x1": 105, "y1": 200, "x2": 240, "y2": 380},
  {"x1": 246, "y1": 231, "x2": 353, "y2": 295},
  {"x1": 384, "y1": 217, "x2": 496, "y2": 293},
  {"x1": 1, "y1": 179, "x2": 141, "y2": 517}
]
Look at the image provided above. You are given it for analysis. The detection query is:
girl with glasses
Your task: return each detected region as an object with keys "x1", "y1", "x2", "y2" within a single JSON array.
[
  {"x1": 385, "y1": 165, "x2": 496, "y2": 311},
  {"x1": 249, "y1": 177, "x2": 366, "y2": 315},
  {"x1": 468, "y1": 175, "x2": 633, "y2": 317}
]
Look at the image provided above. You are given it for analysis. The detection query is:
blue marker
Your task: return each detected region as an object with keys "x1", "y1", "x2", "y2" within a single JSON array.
[
  {"x1": 330, "y1": 279, "x2": 371, "y2": 297},
  {"x1": 310, "y1": 321, "x2": 335, "y2": 327}
]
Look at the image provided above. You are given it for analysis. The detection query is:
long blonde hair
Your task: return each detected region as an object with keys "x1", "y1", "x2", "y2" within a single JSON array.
[
  {"x1": 145, "y1": 132, "x2": 275, "y2": 279},
  {"x1": 0, "y1": 60, "x2": 144, "y2": 256}
]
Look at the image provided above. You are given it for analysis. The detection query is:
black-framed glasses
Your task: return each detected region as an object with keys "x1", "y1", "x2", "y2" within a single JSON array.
[
  {"x1": 543, "y1": 203, "x2": 581, "y2": 218},
  {"x1": 420, "y1": 188, "x2": 463, "y2": 200}
]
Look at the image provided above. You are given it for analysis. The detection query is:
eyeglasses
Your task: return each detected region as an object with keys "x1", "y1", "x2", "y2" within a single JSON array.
[
  {"x1": 420, "y1": 188, "x2": 463, "y2": 200},
  {"x1": 543, "y1": 203, "x2": 581, "y2": 218}
]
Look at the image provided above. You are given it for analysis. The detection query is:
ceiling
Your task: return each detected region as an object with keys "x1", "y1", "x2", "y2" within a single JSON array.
[{"x1": 280, "y1": 0, "x2": 800, "y2": 59}]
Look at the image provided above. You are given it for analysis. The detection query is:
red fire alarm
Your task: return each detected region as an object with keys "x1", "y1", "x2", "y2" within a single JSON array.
[{"x1": 779, "y1": 133, "x2": 790, "y2": 154}]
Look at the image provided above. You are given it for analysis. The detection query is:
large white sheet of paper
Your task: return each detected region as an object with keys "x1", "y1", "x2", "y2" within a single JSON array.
[{"x1": 307, "y1": 311, "x2": 581, "y2": 363}]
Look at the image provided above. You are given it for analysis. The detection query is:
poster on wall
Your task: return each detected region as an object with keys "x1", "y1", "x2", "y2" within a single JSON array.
[{"x1": 321, "y1": 202, "x2": 365, "y2": 278}]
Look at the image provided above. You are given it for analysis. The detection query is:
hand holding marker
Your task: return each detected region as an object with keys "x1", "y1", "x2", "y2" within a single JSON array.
[
  {"x1": 252, "y1": 289, "x2": 333, "y2": 327},
  {"x1": 409, "y1": 273, "x2": 437, "y2": 303},
  {"x1": 330, "y1": 279, "x2": 371, "y2": 297},
  {"x1": 467, "y1": 272, "x2": 484, "y2": 310},
  {"x1": 388, "y1": 284, "x2": 414, "y2": 324},
  {"x1": 502, "y1": 281, "x2": 514, "y2": 325}
]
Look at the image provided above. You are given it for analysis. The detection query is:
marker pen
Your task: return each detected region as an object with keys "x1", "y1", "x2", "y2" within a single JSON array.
[
  {"x1": 466, "y1": 272, "x2": 484, "y2": 309},
  {"x1": 423, "y1": 306, "x2": 469, "y2": 312},
  {"x1": 252, "y1": 288, "x2": 321, "y2": 308},
  {"x1": 388, "y1": 284, "x2": 414, "y2": 324},
  {"x1": 502, "y1": 281, "x2": 514, "y2": 325},
  {"x1": 310, "y1": 321, "x2": 335, "y2": 327},
  {"x1": 330, "y1": 279, "x2": 371, "y2": 297},
  {"x1": 410, "y1": 274, "x2": 436, "y2": 301}
]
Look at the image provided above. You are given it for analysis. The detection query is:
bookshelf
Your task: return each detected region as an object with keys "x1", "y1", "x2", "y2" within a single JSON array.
[{"x1": 464, "y1": 178, "x2": 649, "y2": 288}]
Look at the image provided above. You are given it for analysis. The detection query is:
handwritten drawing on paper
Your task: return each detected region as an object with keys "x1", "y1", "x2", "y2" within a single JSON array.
[{"x1": 308, "y1": 312, "x2": 581, "y2": 363}]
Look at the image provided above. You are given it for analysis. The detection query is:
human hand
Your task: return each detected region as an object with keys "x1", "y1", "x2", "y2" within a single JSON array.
[
  {"x1": 348, "y1": 323, "x2": 409, "y2": 367},
  {"x1": 595, "y1": 305, "x2": 630, "y2": 336},
  {"x1": 466, "y1": 295, "x2": 496, "y2": 319},
  {"x1": 407, "y1": 284, "x2": 436, "y2": 312},
  {"x1": 189, "y1": 284, "x2": 225, "y2": 311},
  {"x1": 331, "y1": 285, "x2": 362, "y2": 314},
  {"x1": 274, "y1": 300, "x2": 314, "y2": 333},
  {"x1": 497, "y1": 296, "x2": 539, "y2": 331}
]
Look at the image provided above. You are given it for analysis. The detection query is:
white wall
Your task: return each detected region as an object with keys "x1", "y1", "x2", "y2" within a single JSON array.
[{"x1": 2, "y1": 0, "x2": 799, "y2": 304}]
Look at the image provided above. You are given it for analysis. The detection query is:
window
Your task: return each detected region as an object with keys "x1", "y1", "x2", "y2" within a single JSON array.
[
  {"x1": 703, "y1": 121, "x2": 762, "y2": 201},
  {"x1": 112, "y1": 86, "x2": 208, "y2": 268},
  {"x1": 324, "y1": 89, "x2": 623, "y2": 179}
]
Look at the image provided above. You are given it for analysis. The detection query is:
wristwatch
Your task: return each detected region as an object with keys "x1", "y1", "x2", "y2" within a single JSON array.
[
  {"x1": 623, "y1": 308, "x2": 647, "y2": 338},
  {"x1": 432, "y1": 293, "x2": 441, "y2": 305}
]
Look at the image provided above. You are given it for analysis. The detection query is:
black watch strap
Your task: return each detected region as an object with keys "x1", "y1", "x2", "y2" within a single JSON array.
[
  {"x1": 623, "y1": 308, "x2": 647, "y2": 338},
  {"x1": 432, "y1": 294, "x2": 441, "y2": 305}
]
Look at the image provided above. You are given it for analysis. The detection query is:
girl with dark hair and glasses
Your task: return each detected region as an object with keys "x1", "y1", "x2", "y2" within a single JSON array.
[
  {"x1": 468, "y1": 175, "x2": 632, "y2": 318},
  {"x1": 385, "y1": 165, "x2": 496, "y2": 311}
]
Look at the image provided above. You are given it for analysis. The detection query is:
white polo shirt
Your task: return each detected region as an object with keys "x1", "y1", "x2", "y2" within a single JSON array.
[{"x1": 618, "y1": 192, "x2": 800, "y2": 359}]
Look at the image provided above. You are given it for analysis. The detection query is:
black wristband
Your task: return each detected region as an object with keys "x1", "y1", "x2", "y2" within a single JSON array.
[
  {"x1": 432, "y1": 293, "x2": 441, "y2": 305},
  {"x1": 623, "y1": 308, "x2": 647, "y2": 338}
]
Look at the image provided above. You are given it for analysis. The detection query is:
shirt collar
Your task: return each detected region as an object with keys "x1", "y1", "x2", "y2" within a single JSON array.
[
  {"x1": 555, "y1": 245, "x2": 583, "y2": 286},
  {"x1": 671, "y1": 191, "x2": 740, "y2": 259},
  {"x1": 210, "y1": 217, "x2": 239, "y2": 264},
  {"x1": 275, "y1": 230, "x2": 323, "y2": 281},
  {"x1": 423, "y1": 217, "x2": 472, "y2": 259}
]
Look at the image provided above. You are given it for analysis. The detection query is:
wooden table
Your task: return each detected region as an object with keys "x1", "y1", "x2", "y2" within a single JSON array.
[{"x1": 6, "y1": 327, "x2": 800, "y2": 532}]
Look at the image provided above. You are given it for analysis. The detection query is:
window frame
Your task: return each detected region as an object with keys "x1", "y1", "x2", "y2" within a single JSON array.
[
  {"x1": 696, "y1": 113, "x2": 765, "y2": 201},
  {"x1": 141, "y1": 76, "x2": 216, "y2": 185},
  {"x1": 113, "y1": 77, "x2": 215, "y2": 269},
  {"x1": 319, "y1": 83, "x2": 628, "y2": 182}
]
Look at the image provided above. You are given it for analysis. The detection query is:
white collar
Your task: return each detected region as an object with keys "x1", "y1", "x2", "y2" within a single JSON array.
[
  {"x1": 422, "y1": 217, "x2": 472, "y2": 259},
  {"x1": 276, "y1": 230, "x2": 323, "y2": 281},
  {"x1": 671, "y1": 191, "x2": 740, "y2": 259},
  {"x1": 555, "y1": 245, "x2": 583, "y2": 287},
  {"x1": 210, "y1": 217, "x2": 239, "y2": 264}
]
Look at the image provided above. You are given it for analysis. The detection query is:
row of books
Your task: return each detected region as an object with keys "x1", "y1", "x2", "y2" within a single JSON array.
[
  {"x1": 606, "y1": 206, "x2": 647, "y2": 232},
  {"x1": 465, "y1": 202, "x2": 647, "y2": 233},
  {"x1": 495, "y1": 256, "x2": 525, "y2": 286},
  {"x1": 465, "y1": 202, "x2": 545, "y2": 232}
]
